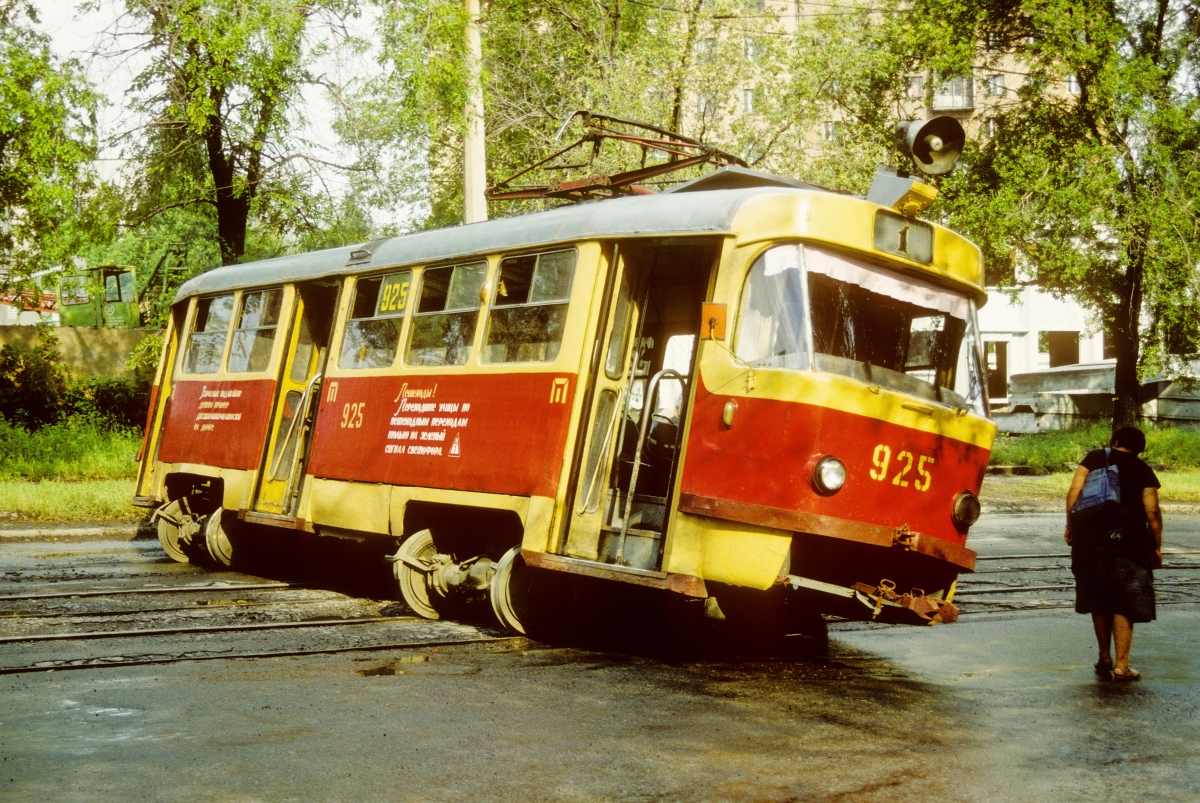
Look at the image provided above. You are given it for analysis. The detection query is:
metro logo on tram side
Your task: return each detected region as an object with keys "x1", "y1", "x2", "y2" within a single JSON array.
[{"x1": 134, "y1": 126, "x2": 995, "y2": 636}]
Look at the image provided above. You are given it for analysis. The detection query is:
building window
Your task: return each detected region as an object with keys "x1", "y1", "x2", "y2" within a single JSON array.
[
  {"x1": 743, "y1": 88, "x2": 758, "y2": 114},
  {"x1": 821, "y1": 120, "x2": 843, "y2": 142},
  {"x1": 985, "y1": 73, "x2": 1005, "y2": 97},
  {"x1": 1066, "y1": 75, "x2": 1081, "y2": 95},
  {"x1": 1040, "y1": 331, "x2": 1080, "y2": 367},
  {"x1": 744, "y1": 36, "x2": 761, "y2": 58},
  {"x1": 983, "y1": 117, "x2": 999, "y2": 139},
  {"x1": 694, "y1": 37, "x2": 714, "y2": 63},
  {"x1": 932, "y1": 74, "x2": 974, "y2": 110},
  {"x1": 906, "y1": 74, "x2": 924, "y2": 99}
]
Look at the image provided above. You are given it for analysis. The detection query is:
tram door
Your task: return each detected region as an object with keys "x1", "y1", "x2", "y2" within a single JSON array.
[
  {"x1": 563, "y1": 244, "x2": 710, "y2": 570},
  {"x1": 254, "y1": 283, "x2": 339, "y2": 516}
]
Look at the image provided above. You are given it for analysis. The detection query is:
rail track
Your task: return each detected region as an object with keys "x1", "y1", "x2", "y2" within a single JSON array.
[
  {"x1": 0, "y1": 545, "x2": 521, "y2": 676},
  {"x1": 950, "y1": 549, "x2": 1200, "y2": 616},
  {"x1": 4, "y1": 535, "x2": 1198, "y2": 675}
]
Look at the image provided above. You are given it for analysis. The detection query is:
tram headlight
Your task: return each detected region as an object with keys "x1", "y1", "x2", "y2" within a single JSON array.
[
  {"x1": 812, "y1": 456, "x2": 846, "y2": 496},
  {"x1": 952, "y1": 491, "x2": 982, "y2": 531}
]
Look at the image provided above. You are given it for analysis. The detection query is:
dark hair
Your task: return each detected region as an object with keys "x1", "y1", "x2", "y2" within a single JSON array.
[{"x1": 1111, "y1": 426, "x2": 1147, "y2": 455}]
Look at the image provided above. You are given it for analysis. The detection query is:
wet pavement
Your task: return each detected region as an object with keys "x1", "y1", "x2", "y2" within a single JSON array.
[{"x1": 0, "y1": 515, "x2": 1197, "y2": 801}]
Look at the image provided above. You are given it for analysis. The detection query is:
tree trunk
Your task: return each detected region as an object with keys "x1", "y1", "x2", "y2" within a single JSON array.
[
  {"x1": 205, "y1": 123, "x2": 249, "y2": 266},
  {"x1": 1111, "y1": 233, "x2": 1148, "y2": 431},
  {"x1": 670, "y1": 0, "x2": 704, "y2": 136}
]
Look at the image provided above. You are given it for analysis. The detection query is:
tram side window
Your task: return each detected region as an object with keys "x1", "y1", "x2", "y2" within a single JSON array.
[
  {"x1": 228, "y1": 288, "x2": 284, "y2": 373},
  {"x1": 340, "y1": 272, "x2": 411, "y2": 369},
  {"x1": 735, "y1": 244, "x2": 810, "y2": 370},
  {"x1": 104, "y1": 274, "x2": 121, "y2": 302},
  {"x1": 183, "y1": 293, "x2": 236, "y2": 374},
  {"x1": 484, "y1": 249, "x2": 576, "y2": 363},
  {"x1": 407, "y1": 261, "x2": 487, "y2": 367}
]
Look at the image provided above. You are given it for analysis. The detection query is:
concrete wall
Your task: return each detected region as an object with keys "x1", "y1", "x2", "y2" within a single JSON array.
[
  {"x1": 995, "y1": 362, "x2": 1200, "y2": 432},
  {"x1": 0, "y1": 326, "x2": 157, "y2": 378}
]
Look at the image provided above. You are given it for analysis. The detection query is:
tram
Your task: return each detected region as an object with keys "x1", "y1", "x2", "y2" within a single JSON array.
[{"x1": 135, "y1": 134, "x2": 995, "y2": 635}]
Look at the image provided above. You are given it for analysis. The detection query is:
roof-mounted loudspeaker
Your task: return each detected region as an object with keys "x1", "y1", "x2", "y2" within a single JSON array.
[{"x1": 895, "y1": 116, "x2": 965, "y2": 176}]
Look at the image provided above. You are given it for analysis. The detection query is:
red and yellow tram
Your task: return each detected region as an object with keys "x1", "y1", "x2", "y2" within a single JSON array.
[{"x1": 135, "y1": 164, "x2": 995, "y2": 635}]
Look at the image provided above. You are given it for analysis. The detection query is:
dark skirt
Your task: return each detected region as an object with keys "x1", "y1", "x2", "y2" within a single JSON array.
[{"x1": 1072, "y1": 548, "x2": 1156, "y2": 623}]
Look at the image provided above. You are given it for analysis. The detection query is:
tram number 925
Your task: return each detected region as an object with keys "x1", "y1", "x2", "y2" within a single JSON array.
[
  {"x1": 869, "y1": 444, "x2": 934, "y2": 492},
  {"x1": 341, "y1": 402, "x2": 365, "y2": 429}
]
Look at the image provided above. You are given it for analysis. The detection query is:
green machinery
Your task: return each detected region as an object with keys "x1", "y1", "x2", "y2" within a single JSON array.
[{"x1": 57, "y1": 246, "x2": 186, "y2": 329}]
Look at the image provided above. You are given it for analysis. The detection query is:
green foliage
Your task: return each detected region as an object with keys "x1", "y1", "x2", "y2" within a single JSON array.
[
  {"x1": 0, "y1": 327, "x2": 151, "y2": 431},
  {"x1": 0, "y1": 0, "x2": 102, "y2": 282},
  {"x1": 359, "y1": 0, "x2": 891, "y2": 225},
  {"x1": 989, "y1": 423, "x2": 1200, "y2": 473},
  {"x1": 891, "y1": 0, "x2": 1200, "y2": 427},
  {"x1": 989, "y1": 423, "x2": 1113, "y2": 473},
  {"x1": 63, "y1": 378, "x2": 152, "y2": 431},
  {"x1": 118, "y1": 0, "x2": 368, "y2": 265},
  {"x1": 0, "y1": 418, "x2": 141, "y2": 482},
  {"x1": 0, "y1": 480, "x2": 142, "y2": 521},
  {"x1": 0, "y1": 329, "x2": 69, "y2": 430},
  {"x1": 125, "y1": 332, "x2": 165, "y2": 383}
]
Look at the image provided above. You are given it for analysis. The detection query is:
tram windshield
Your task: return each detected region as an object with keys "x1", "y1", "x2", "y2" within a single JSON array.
[{"x1": 736, "y1": 243, "x2": 987, "y2": 413}]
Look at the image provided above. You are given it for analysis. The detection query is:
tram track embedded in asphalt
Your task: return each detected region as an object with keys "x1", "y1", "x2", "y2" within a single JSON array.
[{"x1": 0, "y1": 634, "x2": 526, "y2": 676}]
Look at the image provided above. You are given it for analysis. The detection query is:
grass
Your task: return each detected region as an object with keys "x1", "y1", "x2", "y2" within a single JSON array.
[
  {"x1": 0, "y1": 480, "x2": 143, "y2": 522},
  {"x1": 989, "y1": 423, "x2": 1200, "y2": 473},
  {"x1": 0, "y1": 418, "x2": 141, "y2": 482},
  {"x1": 0, "y1": 418, "x2": 144, "y2": 522}
]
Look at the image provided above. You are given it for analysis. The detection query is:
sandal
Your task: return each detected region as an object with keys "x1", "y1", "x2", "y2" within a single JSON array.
[
  {"x1": 1113, "y1": 666, "x2": 1141, "y2": 682},
  {"x1": 1094, "y1": 658, "x2": 1114, "y2": 674}
]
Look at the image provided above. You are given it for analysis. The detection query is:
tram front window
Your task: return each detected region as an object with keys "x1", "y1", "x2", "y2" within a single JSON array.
[{"x1": 737, "y1": 244, "x2": 986, "y2": 411}]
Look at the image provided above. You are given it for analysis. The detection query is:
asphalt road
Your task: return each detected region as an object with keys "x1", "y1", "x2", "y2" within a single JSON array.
[{"x1": 1, "y1": 514, "x2": 1198, "y2": 802}]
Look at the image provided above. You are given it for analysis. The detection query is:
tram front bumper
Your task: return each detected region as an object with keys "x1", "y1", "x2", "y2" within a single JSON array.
[{"x1": 785, "y1": 574, "x2": 959, "y2": 626}]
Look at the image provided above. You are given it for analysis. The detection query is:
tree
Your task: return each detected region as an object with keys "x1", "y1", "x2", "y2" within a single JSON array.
[
  {"x1": 0, "y1": 0, "x2": 100, "y2": 285},
  {"x1": 892, "y1": 0, "x2": 1200, "y2": 429},
  {"x1": 116, "y1": 0, "x2": 364, "y2": 265},
  {"x1": 361, "y1": 0, "x2": 876, "y2": 225}
]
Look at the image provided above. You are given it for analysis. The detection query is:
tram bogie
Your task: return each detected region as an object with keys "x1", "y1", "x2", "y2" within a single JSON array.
[{"x1": 134, "y1": 171, "x2": 995, "y2": 637}]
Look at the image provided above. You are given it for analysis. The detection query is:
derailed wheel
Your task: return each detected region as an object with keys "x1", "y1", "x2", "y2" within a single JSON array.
[
  {"x1": 154, "y1": 498, "x2": 208, "y2": 564},
  {"x1": 393, "y1": 529, "x2": 440, "y2": 619},
  {"x1": 203, "y1": 507, "x2": 239, "y2": 568},
  {"x1": 490, "y1": 546, "x2": 533, "y2": 634}
]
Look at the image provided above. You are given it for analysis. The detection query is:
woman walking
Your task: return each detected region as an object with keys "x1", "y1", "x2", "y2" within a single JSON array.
[{"x1": 1064, "y1": 426, "x2": 1163, "y2": 681}]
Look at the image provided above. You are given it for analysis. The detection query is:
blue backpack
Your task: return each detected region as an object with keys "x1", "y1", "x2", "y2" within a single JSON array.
[{"x1": 1071, "y1": 448, "x2": 1121, "y2": 514}]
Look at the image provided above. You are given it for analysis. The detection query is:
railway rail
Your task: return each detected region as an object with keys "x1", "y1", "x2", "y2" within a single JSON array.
[{"x1": 5, "y1": 536, "x2": 1197, "y2": 676}]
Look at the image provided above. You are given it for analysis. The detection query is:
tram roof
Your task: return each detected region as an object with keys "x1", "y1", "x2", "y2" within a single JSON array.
[{"x1": 173, "y1": 185, "x2": 794, "y2": 302}]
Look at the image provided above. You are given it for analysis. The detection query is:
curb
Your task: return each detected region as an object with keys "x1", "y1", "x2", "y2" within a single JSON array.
[
  {"x1": 0, "y1": 521, "x2": 156, "y2": 543},
  {"x1": 986, "y1": 465, "x2": 1040, "y2": 476}
]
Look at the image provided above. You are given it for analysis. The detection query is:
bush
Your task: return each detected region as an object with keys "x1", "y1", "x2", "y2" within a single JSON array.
[
  {"x1": 0, "y1": 327, "x2": 152, "y2": 431},
  {"x1": 63, "y1": 376, "x2": 151, "y2": 430},
  {"x1": 0, "y1": 329, "x2": 69, "y2": 429}
]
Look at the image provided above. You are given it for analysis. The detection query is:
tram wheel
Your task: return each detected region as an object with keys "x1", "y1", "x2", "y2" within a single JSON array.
[
  {"x1": 154, "y1": 499, "x2": 208, "y2": 565},
  {"x1": 203, "y1": 507, "x2": 239, "y2": 568},
  {"x1": 489, "y1": 546, "x2": 533, "y2": 635},
  {"x1": 393, "y1": 530, "x2": 440, "y2": 620}
]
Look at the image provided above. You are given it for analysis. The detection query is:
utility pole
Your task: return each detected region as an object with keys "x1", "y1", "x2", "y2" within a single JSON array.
[{"x1": 463, "y1": 0, "x2": 487, "y2": 224}]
